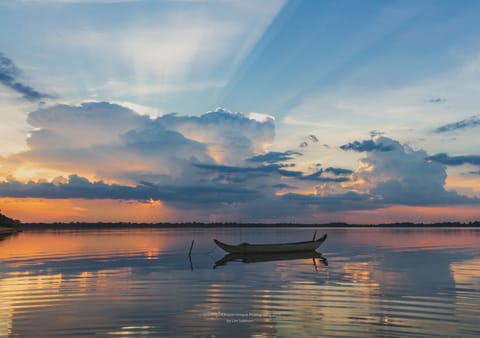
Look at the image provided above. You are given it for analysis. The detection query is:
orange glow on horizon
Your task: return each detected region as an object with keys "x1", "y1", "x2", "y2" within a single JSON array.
[
  {"x1": 1, "y1": 197, "x2": 480, "y2": 224},
  {"x1": 0, "y1": 197, "x2": 176, "y2": 223}
]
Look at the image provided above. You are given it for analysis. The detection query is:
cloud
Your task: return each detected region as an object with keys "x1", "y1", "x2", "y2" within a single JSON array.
[
  {"x1": 425, "y1": 153, "x2": 480, "y2": 166},
  {"x1": 324, "y1": 167, "x2": 353, "y2": 176},
  {"x1": 352, "y1": 137, "x2": 477, "y2": 206},
  {"x1": 299, "y1": 141, "x2": 308, "y2": 148},
  {"x1": 340, "y1": 138, "x2": 396, "y2": 152},
  {"x1": 282, "y1": 191, "x2": 377, "y2": 211},
  {"x1": 297, "y1": 134, "x2": 319, "y2": 148},
  {"x1": 435, "y1": 115, "x2": 480, "y2": 133},
  {"x1": 194, "y1": 162, "x2": 302, "y2": 179},
  {"x1": 157, "y1": 108, "x2": 275, "y2": 165},
  {"x1": 2, "y1": 103, "x2": 478, "y2": 221},
  {"x1": 0, "y1": 175, "x2": 258, "y2": 205},
  {"x1": 369, "y1": 130, "x2": 385, "y2": 137},
  {"x1": 195, "y1": 162, "x2": 350, "y2": 183},
  {"x1": 247, "y1": 150, "x2": 301, "y2": 163},
  {"x1": 429, "y1": 98, "x2": 446, "y2": 103},
  {"x1": 0, "y1": 52, "x2": 51, "y2": 101},
  {"x1": 5, "y1": 102, "x2": 278, "y2": 184}
]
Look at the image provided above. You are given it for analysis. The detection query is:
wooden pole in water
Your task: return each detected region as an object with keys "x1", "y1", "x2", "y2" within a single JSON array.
[
  {"x1": 188, "y1": 239, "x2": 195, "y2": 257},
  {"x1": 312, "y1": 230, "x2": 317, "y2": 241}
]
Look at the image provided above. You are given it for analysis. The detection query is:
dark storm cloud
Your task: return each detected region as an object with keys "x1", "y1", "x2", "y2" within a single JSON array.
[
  {"x1": 340, "y1": 139, "x2": 395, "y2": 152},
  {"x1": 247, "y1": 150, "x2": 302, "y2": 163},
  {"x1": 0, "y1": 175, "x2": 258, "y2": 204},
  {"x1": 435, "y1": 115, "x2": 480, "y2": 133},
  {"x1": 425, "y1": 153, "x2": 480, "y2": 166},
  {"x1": 0, "y1": 52, "x2": 51, "y2": 101},
  {"x1": 324, "y1": 167, "x2": 353, "y2": 176},
  {"x1": 194, "y1": 162, "x2": 302, "y2": 176},
  {"x1": 271, "y1": 183, "x2": 295, "y2": 189},
  {"x1": 195, "y1": 163, "x2": 350, "y2": 183}
]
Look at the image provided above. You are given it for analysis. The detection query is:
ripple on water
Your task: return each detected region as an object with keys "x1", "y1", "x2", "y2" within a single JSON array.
[{"x1": 1, "y1": 228, "x2": 480, "y2": 337}]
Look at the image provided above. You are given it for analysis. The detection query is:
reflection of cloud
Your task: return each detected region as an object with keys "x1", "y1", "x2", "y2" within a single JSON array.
[{"x1": 450, "y1": 258, "x2": 480, "y2": 287}]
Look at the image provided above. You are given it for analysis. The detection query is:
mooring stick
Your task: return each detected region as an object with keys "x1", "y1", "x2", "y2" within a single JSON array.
[
  {"x1": 188, "y1": 239, "x2": 195, "y2": 256},
  {"x1": 312, "y1": 230, "x2": 317, "y2": 241}
]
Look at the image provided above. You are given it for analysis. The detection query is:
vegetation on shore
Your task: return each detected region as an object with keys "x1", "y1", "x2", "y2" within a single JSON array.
[
  {"x1": 19, "y1": 220, "x2": 480, "y2": 229},
  {"x1": 0, "y1": 212, "x2": 21, "y2": 234},
  {"x1": 0, "y1": 212, "x2": 20, "y2": 228}
]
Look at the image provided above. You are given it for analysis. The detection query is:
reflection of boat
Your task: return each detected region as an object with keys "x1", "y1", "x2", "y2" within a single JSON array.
[
  {"x1": 214, "y1": 234, "x2": 327, "y2": 254},
  {"x1": 214, "y1": 251, "x2": 328, "y2": 268}
]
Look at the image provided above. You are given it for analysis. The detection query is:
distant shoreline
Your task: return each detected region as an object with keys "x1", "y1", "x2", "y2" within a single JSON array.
[{"x1": 19, "y1": 221, "x2": 480, "y2": 230}]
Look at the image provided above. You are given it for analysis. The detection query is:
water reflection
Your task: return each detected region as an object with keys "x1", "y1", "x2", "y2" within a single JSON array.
[
  {"x1": 213, "y1": 251, "x2": 328, "y2": 269},
  {"x1": 0, "y1": 228, "x2": 479, "y2": 337}
]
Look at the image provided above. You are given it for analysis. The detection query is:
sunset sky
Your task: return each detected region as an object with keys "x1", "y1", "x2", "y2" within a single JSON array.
[{"x1": 1, "y1": 0, "x2": 480, "y2": 223}]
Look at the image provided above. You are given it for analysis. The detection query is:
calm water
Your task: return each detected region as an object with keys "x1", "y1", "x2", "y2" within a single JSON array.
[{"x1": 0, "y1": 228, "x2": 479, "y2": 337}]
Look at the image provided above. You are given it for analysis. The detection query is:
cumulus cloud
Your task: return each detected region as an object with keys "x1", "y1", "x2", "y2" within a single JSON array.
[
  {"x1": 352, "y1": 137, "x2": 476, "y2": 206},
  {"x1": 340, "y1": 138, "x2": 396, "y2": 152},
  {"x1": 0, "y1": 52, "x2": 51, "y2": 101},
  {"x1": 435, "y1": 115, "x2": 480, "y2": 133},
  {"x1": 156, "y1": 108, "x2": 275, "y2": 165},
  {"x1": 2, "y1": 103, "x2": 478, "y2": 221},
  {"x1": 425, "y1": 153, "x2": 480, "y2": 166},
  {"x1": 6, "y1": 102, "x2": 277, "y2": 183}
]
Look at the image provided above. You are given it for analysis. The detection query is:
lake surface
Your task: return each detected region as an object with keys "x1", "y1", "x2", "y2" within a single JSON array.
[{"x1": 1, "y1": 227, "x2": 479, "y2": 337}]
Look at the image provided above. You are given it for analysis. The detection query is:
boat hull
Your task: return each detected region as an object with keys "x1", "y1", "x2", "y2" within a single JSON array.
[{"x1": 214, "y1": 234, "x2": 327, "y2": 254}]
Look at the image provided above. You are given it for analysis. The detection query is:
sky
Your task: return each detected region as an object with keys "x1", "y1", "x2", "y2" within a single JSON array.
[{"x1": 1, "y1": 0, "x2": 480, "y2": 223}]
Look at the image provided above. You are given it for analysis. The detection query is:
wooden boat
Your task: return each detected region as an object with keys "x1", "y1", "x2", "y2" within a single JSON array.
[
  {"x1": 213, "y1": 233, "x2": 327, "y2": 254},
  {"x1": 214, "y1": 251, "x2": 328, "y2": 268}
]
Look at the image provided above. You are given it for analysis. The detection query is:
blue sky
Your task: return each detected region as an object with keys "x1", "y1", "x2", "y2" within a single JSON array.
[{"x1": 1, "y1": 0, "x2": 480, "y2": 223}]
